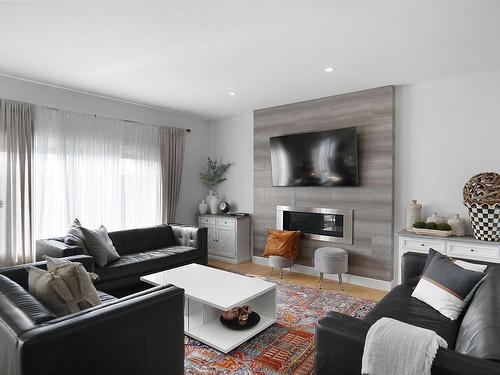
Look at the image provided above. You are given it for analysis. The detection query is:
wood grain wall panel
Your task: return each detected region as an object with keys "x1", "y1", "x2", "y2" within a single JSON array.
[{"x1": 253, "y1": 86, "x2": 395, "y2": 281}]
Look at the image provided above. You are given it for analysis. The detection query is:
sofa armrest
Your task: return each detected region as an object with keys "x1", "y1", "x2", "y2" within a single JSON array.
[
  {"x1": 36, "y1": 239, "x2": 84, "y2": 260},
  {"x1": 315, "y1": 311, "x2": 370, "y2": 375},
  {"x1": 401, "y1": 251, "x2": 428, "y2": 287},
  {"x1": 19, "y1": 285, "x2": 185, "y2": 375},
  {"x1": 433, "y1": 348, "x2": 500, "y2": 375},
  {"x1": 315, "y1": 311, "x2": 500, "y2": 375},
  {"x1": 171, "y1": 224, "x2": 208, "y2": 265}
]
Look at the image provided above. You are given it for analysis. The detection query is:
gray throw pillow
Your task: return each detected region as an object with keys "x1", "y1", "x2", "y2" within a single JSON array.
[
  {"x1": 412, "y1": 251, "x2": 485, "y2": 320},
  {"x1": 64, "y1": 218, "x2": 86, "y2": 252},
  {"x1": 80, "y1": 225, "x2": 120, "y2": 267}
]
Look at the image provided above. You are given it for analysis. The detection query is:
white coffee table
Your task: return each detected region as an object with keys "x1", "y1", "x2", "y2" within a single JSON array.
[{"x1": 141, "y1": 263, "x2": 277, "y2": 353}]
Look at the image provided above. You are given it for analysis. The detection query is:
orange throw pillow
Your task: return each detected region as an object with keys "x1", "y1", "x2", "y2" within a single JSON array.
[{"x1": 263, "y1": 229, "x2": 301, "y2": 260}]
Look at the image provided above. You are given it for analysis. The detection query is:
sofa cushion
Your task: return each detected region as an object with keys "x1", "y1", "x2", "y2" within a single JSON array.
[
  {"x1": 455, "y1": 265, "x2": 500, "y2": 361},
  {"x1": 108, "y1": 225, "x2": 176, "y2": 256},
  {"x1": 0, "y1": 274, "x2": 55, "y2": 324},
  {"x1": 364, "y1": 285, "x2": 461, "y2": 349},
  {"x1": 95, "y1": 246, "x2": 199, "y2": 282}
]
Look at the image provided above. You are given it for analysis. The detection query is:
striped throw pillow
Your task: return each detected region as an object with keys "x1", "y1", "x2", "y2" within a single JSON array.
[{"x1": 412, "y1": 251, "x2": 485, "y2": 320}]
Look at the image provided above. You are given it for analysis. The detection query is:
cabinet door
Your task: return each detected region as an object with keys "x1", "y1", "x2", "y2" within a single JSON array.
[
  {"x1": 201, "y1": 224, "x2": 217, "y2": 254},
  {"x1": 216, "y1": 226, "x2": 236, "y2": 258}
]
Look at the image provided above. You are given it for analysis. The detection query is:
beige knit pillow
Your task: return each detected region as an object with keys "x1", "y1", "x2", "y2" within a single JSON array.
[{"x1": 28, "y1": 257, "x2": 101, "y2": 317}]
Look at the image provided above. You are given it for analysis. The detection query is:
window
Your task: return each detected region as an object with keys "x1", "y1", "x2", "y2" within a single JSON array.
[{"x1": 34, "y1": 108, "x2": 161, "y2": 239}]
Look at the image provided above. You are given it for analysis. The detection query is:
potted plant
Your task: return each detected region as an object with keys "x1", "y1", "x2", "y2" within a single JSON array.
[
  {"x1": 200, "y1": 157, "x2": 232, "y2": 214},
  {"x1": 412, "y1": 221, "x2": 453, "y2": 237}
]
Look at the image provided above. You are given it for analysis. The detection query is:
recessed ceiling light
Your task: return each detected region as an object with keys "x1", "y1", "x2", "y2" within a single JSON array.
[
  {"x1": 325, "y1": 66, "x2": 335, "y2": 73},
  {"x1": 229, "y1": 91, "x2": 238, "y2": 96}
]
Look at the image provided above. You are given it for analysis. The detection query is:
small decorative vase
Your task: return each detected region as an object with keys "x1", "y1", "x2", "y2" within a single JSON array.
[
  {"x1": 426, "y1": 212, "x2": 447, "y2": 224},
  {"x1": 198, "y1": 200, "x2": 208, "y2": 215},
  {"x1": 406, "y1": 200, "x2": 422, "y2": 231},
  {"x1": 209, "y1": 195, "x2": 220, "y2": 215},
  {"x1": 447, "y1": 214, "x2": 466, "y2": 237}
]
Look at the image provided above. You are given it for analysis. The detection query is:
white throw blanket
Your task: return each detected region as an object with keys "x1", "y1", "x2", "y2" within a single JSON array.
[{"x1": 361, "y1": 317, "x2": 447, "y2": 375}]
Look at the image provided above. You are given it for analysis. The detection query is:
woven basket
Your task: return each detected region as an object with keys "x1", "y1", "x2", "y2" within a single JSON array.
[
  {"x1": 465, "y1": 202, "x2": 500, "y2": 241},
  {"x1": 463, "y1": 172, "x2": 500, "y2": 242}
]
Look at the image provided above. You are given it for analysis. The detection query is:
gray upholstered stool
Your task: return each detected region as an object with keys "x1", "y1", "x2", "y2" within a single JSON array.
[
  {"x1": 314, "y1": 247, "x2": 348, "y2": 290},
  {"x1": 269, "y1": 255, "x2": 293, "y2": 279}
]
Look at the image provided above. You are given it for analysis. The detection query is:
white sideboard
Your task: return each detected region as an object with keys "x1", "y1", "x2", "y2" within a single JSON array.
[
  {"x1": 198, "y1": 214, "x2": 251, "y2": 264},
  {"x1": 397, "y1": 230, "x2": 500, "y2": 284}
]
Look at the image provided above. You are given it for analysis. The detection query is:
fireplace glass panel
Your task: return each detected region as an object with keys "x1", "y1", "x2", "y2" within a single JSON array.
[{"x1": 282, "y1": 211, "x2": 344, "y2": 238}]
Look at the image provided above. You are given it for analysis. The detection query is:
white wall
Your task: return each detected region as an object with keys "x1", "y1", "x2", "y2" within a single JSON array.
[
  {"x1": 210, "y1": 113, "x2": 254, "y2": 213},
  {"x1": 210, "y1": 69, "x2": 500, "y2": 251},
  {"x1": 0, "y1": 75, "x2": 211, "y2": 225},
  {"x1": 395, "y1": 69, "x2": 500, "y2": 231}
]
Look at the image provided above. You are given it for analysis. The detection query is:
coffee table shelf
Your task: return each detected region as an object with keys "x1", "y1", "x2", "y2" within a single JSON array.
[{"x1": 141, "y1": 264, "x2": 277, "y2": 353}]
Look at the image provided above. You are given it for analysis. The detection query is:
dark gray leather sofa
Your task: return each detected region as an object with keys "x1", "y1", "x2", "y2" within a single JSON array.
[
  {"x1": 0, "y1": 255, "x2": 185, "y2": 375},
  {"x1": 315, "y1": 251, "x2": 500, "y2": 375},
  {"x1": 36, "y1": 224, "x2": 208, "y2": 292}
]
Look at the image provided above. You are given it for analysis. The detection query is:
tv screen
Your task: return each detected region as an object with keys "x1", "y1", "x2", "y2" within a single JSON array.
[{"x1": 270, "y1": 127, "x2": 358, "y2": 187}]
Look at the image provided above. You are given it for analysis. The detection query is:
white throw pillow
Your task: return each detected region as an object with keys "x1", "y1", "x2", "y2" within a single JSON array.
[
  {"x1": 28, "y1": 267, "x2": 75, "y2": 316},
  {"x1": 29, "y1": 257, "x2": 101, "y2": 316},
  {"x1": 46, "y1": 256, "x2": 101, "y2": 307}
]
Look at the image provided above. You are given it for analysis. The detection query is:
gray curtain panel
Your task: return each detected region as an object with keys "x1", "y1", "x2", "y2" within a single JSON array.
[
  {"x1": 0, "y1": 99, "x2": 34, "y2": 266},
  {"x1": 159, "y1": 127, "x2": 186, "y2": 223}
]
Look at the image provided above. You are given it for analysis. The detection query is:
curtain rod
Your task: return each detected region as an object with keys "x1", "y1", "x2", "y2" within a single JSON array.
[{"x1": 44, "y1": 105, "x2": 191, "y2": 133}]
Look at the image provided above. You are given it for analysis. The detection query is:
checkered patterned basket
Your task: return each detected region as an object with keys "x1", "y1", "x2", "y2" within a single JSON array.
[{"x1": 465, "y1": 203, "x2": 500, "y2": 242}]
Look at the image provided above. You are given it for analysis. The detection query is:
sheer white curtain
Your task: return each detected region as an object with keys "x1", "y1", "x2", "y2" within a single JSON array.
[{"x1": 34, "y1": 108, "x2": 161, "y2": 239}]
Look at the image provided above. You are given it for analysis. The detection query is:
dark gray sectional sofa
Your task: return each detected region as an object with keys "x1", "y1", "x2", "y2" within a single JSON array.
[{"x1": 36, "y1": 224, "x2": 208, "y2": 292}]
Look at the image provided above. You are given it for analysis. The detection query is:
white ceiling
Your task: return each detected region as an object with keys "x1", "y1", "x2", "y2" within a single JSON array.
[{"x1": 1, "y1": 1, "x2": 500, "y2": 120}]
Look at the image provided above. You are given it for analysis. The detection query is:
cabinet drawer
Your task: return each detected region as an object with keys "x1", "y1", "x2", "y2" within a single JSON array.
[
  {"x1": 446, "y1": 243, "x2": 499, "y2": 260},
  {"x1": 216, "y1": 218, "x2": 236, "y2": 227},
  {"x1": 401, "y1": 238, "x2": 445, "y2": 253},
  {"x1": 198, "y1": 217, "x2": 216, "y2": 225}
]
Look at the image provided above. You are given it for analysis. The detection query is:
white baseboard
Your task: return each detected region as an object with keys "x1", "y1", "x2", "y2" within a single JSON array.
[
  {"x1": 208, "y1": 254, "x2": 250, "y2": 264},
  {"x1": 251, "y1": 256, "x2": 391, "y2": 292}
]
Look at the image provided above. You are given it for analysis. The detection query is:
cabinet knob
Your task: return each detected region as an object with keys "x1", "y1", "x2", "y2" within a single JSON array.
[
  {"x1": 421, "y1": 244, "x2": 425, "y2": 247},
  {"x1": 470, "y1": 249, "x2": 474, "y2": 252}
]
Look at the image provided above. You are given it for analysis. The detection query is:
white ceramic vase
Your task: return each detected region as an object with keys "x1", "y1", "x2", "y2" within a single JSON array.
[
  {"x1": 426, "y1": 212, "x2": 447, "y2": 224},
  {"x1": 209, "y1": 196, "x2": 220, "y2": 214},
  {"x1": 406, "y1": 200, "x2": 422, "y2": 231},
  {"x1": 206, "y1": 190, "x2": 216, "y2": 205},
  {"x1": 447, "y1": 214, "x2": 466, "y2": 236},
  {"x1": 198, "y1": 200, "x2": 208, "y2": 215}
]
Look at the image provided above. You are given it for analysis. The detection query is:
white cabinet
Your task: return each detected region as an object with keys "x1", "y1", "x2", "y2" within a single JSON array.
[
  {"x1": 397, "y1": 230, "x2": 500, "y2": 284},
  {"x1": 198, "y1": 215, "x2": 251, "y2": 264}
]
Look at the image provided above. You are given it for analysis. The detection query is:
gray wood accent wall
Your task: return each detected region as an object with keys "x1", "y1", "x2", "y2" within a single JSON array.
[{"x1": 253, "y1": 86, "x2": 394, "y2": 281}]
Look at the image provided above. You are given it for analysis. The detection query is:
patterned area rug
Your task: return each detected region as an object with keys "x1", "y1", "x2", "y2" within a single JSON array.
[{"x1": 184, "y1": 275, "x2": 376, "y2": 374}]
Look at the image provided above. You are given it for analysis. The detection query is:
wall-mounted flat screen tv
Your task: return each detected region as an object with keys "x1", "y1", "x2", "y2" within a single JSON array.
[{"x1": 270, "y1": 127, "x2": 359, "y2": 187}]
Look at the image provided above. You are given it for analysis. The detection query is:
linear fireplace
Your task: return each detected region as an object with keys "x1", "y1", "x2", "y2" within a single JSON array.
[{"x1": 276, "y1": 206, "x2": 353, "y2": 245}]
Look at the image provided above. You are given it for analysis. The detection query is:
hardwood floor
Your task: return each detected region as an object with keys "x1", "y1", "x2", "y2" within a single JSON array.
[{"x1": 208, "y1": 259, "x2": 387, "y2": 302}]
